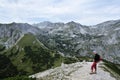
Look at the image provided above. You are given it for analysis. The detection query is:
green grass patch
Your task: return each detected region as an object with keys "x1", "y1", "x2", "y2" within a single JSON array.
[
  {"x1": 4, "y1": 75, "x2": 36, "y2": 80},
  {"x1": 63, "y1": 57, "x2": 78, "y2": 64},
  {"x1": 103, "y1": 60, "x2": 120, "y2": 76},
  {"x1": 76, "y1": 56, "x2": 92, "y2": 62},
  {"x1": 0, "y1": 44, "x2": 5, "y2": 51}
]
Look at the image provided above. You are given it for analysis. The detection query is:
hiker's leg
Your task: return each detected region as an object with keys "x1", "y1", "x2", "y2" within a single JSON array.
[
  {"x1": 94, "y1": 62, "x2": 97, "y2": 73},
  {"x1": 91, "y1": 62, "x2": 95, "y2": 72},
  {"x1": 91, "y1": 62, "x2": 94, "y2": 72}
]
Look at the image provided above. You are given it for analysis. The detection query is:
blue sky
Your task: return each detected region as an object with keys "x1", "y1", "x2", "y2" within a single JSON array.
[{"x1": 0, "y1": 0, "x2": 120, "y2": 25}]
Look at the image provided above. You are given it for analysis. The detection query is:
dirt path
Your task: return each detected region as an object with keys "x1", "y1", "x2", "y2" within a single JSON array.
[{"x1": 29, "y1": 62, "x2": 116, "y2": 80}]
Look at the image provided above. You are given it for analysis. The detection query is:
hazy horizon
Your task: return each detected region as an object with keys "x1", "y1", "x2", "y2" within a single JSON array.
[{"x1": 0, "y1": 0, "x2": 120, "y2": 25}]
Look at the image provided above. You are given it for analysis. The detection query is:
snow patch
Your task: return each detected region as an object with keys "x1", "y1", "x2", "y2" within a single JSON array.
[
  {"x1": 114, "y1": 28, "x2": 120, "y2": 31},
  {"x1": 80, "y1": 27, "x2": 87, "y2": 34}
]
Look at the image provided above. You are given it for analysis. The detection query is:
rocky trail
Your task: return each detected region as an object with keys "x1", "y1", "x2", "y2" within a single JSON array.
[{"x1": 29, "y1": 62, "x2": 116, "y2": 80}]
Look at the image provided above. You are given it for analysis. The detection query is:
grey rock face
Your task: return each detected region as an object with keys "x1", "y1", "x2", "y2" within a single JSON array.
[
  {"x1": 0, "y1": 22, "x2": 41, "y2": 48},
  {"x1": 35, "y1": 20, "x2": 120, "y2": 64}
]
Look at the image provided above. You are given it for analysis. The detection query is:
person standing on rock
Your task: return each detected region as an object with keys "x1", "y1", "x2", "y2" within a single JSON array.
[{"x1": 90, "y1": 50, "x2": 102, "y2": 74}]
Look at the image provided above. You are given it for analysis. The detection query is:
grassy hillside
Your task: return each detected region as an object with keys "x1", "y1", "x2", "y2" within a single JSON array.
[
  {"x1": 0, "y1": 44, "x2": 5, "y2": 51},
  {"x1": 0, "y1": 54, "x2": 18, "y2": 79},
  {"x1": 103, "y1": 60, "x2": 120, "y2": 79},
  {"x1": 1, "y1": 34, "x2": 63, "y2": 77}
]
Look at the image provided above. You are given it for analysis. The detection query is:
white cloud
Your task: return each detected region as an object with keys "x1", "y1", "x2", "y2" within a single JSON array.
[{"x1": 0, "y1": 0, "x2": 120, "y2": 25}]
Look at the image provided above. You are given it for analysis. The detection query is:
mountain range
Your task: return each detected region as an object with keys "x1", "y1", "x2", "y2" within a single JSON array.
[
  {"x1": 34, "y1": 20, "x2": 120, "y2": 64},
  {"x1": 0, "y1": 19, "x2": 120, "y2": 79}
]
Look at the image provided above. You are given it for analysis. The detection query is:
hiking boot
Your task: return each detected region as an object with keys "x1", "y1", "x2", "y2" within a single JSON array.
[
  {"x1": 94, "y1": 72, "x2": 97, "y2": 74},
  {"x1": 90, "y1": 72, "x2": 97, "y2": 74}
]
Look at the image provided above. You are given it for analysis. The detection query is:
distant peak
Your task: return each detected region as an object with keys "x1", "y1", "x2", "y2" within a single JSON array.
[
  {"x1": 8, "y1": 22, "x2": 29, "y2": 26},
  {"x1": 40, "y1": 21, "x2": 52, "y2": 24},
  {"x1": 11, "y1": 22, "x2": 16, "y2": 24},
  {"x1": 67, "y1": 21, "x2": 76, "y2": 24},
  {"x1": 95, "y1": 19, "x2": 120, "y2": 26},
  {"x1": 66, "y1": 21, "x2": 82, "y2": 26}
]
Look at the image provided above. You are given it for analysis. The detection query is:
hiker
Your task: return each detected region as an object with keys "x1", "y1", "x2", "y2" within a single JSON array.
[{"x1": 90, "y1": 51, "x2": 102, "y2": 74}]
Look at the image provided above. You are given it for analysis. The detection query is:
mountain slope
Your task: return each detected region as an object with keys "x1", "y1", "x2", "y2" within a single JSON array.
[
  {"x1": 3, "y1": 34, "x2": 63, "y2": 76},
  {"x1": 35, "y1": 20, "x2": 120, "y2": 64},
  {"x1": 0, "y1": 54, "x2": 18, "y2": 79}
]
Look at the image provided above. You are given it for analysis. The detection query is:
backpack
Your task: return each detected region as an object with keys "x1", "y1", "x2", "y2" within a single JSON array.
[{"x1": 94, "y1": 54, "x2": 100, "y2": 62}]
